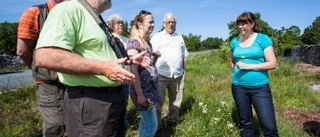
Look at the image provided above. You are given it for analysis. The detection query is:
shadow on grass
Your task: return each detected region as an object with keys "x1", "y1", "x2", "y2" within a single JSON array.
[
  {"x1": 126, "y1": 106, "x2": 140, "y2": 131},
  {"x1": 231, "y1": 104, "x2": 262, "y2": 137},
  {"x1": 126, "y1": 96, "x2": 195, "y2": 136},
  {"x1": 303, "y1": 121, "x2": 320, "y2": 137},
  {"x1": 155, "y1": 96, "x2": 195, "y2": 137}
]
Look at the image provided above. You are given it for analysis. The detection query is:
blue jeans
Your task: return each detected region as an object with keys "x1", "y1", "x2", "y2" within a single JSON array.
[
  {"x1": 232, "y1": 84, "x2": 278, "y2": 137},
  {"x1": 139, "y1": 106, "x2": 158, "y2": 137}
]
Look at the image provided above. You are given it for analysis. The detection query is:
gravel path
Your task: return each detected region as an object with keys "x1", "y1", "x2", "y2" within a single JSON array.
[{"x1": 0, "y1": 69, "x2": 33, "y2": 91}]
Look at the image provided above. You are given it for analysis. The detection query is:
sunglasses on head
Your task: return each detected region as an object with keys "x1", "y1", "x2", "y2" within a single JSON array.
[{"x1": 139, "y1": 10, "x2": 151, "y2": 15}]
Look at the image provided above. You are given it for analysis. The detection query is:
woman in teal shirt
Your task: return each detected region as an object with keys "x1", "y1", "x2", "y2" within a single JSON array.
[{"x1": 230, "y1": 12, "x2": 279, "y2": 137}]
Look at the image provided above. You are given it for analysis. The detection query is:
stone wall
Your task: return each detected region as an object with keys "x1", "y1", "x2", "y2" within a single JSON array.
[
  {"x1": 292, "y1": 45, "x2": 320, "y2": 66},
  {"x1": 0, "y1": 54, "x2": 24, "y2": 68}
]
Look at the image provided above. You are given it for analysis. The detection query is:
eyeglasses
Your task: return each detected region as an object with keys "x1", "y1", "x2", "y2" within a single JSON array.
[
  {"x1": 115, "y1": 21, "x2": 123, "y2": 25},
  {"x1": 165, "y1": 21, "x2": 176, "y2": 24}
]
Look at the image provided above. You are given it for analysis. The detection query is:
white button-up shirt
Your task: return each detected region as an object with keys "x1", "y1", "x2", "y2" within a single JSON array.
[{"x1": 150, "y1": 30, "x2": 188, "y2": 78}]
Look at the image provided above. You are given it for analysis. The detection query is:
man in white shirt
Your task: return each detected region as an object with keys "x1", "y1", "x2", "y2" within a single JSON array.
[{"x1": 150, "y1": 12, "x2": 188, "y2": 128}]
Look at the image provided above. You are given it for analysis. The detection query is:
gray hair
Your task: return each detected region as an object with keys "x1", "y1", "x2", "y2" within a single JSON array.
[
  {"x1": 163, "y1": 13, "x2": 177, "y2": 22},
  {"x1": 106, "y1": 14, "x2": 123, "y2": 28}
]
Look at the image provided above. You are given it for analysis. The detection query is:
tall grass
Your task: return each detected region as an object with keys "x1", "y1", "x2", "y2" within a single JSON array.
[
  {"x1": 1, "y1": 51, "x2": 319, "y2": 137},
  {"x1": 0, "y1": 86, "x2": 42, "y2": 137}
]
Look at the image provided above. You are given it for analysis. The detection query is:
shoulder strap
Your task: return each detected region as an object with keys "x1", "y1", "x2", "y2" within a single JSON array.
[
  {"x1": 77, "y1": 0, "x2": 129, "y2": 59},
  {"x1": 36, "y1": 3, "x2": 49, "y2": 32}
]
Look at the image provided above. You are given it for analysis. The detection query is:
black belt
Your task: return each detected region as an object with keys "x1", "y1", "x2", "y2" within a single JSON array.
[{"x1": 67, "y1": 86, "x2": 121, "y2": 93}]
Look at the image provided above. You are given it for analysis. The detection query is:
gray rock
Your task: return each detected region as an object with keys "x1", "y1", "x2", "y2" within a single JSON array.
[
  {"x1": 0, "y1": 54, "x2": 24, "y2": 68},
  {"x1": 292, "y1": 45, "x2": 320, "y2": 66}
]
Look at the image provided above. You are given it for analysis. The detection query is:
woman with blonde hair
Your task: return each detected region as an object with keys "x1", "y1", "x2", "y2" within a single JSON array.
[{"x1": 126, "y1": 10, "x2": 160, "y2": 137}]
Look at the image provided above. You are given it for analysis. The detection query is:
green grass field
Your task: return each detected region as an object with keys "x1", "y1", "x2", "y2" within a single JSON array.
[{"x1": 1, "y1": 50, "x2": 319, "y2": 137}]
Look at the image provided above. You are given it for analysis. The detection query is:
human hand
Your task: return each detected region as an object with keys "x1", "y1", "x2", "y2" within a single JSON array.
[
  {"x1": 145, "y1": 99, "x2": 153, "y2": 111},
  {"x1": 102, "y1": 59, "x2": 135, "y2": 84},
  {"x1": 236, "y1": 61, "x2": 253, "y2": 70},
  {"x1": 151, "y1": 50, "x2": 161, "y2": 65},
  {"x1": 126, "y1": 50, "x2": 151, "y2": 67},
  {"x1": 137, "y1": 94, "x2": 147, "y2": 107},
  {"x1": 153, "y1": 50, "x2": 161, "y2": 57}
]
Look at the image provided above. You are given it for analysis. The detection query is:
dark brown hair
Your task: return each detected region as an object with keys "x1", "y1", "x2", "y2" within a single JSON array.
[{"x1": 236, "y1": 12, "x2": 261, "y2": 32}]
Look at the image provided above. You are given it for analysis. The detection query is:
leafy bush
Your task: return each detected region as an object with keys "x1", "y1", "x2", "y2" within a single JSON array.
[
  {"x1": 0, "y1": 22, "x2": 18, "y2": 55},
  {"x1": 217, "y1": 41, "x2": 231, "y2": 62}
]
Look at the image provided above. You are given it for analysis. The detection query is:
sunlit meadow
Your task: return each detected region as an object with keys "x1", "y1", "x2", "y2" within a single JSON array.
[{"x1": 1, "y1": 50, "x2": 320, "y2": 137}]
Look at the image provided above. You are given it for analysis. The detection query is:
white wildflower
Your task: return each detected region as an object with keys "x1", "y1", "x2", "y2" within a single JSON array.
[
  {"x1": 221, "y1": 101, "x2": 226, "y2": 106},
  {"x1": 213, "y1": 117, "x2": 220, "y2": 124},
  {"x1": 199, "y1": 102, "x2": 204, "y2": 107},
  {"x1": 227, "y1": 121, "x2": 234, "y2": 129},
  {"x1": 202, "y1": 104, "x2": 208, "y2": 113},
  {"x1": 216, "y1": 108, "x2": 221, "y2": 112}
]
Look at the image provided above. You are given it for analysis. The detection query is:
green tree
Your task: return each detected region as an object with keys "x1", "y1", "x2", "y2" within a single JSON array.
[
  {"x1": 201, "y1": 37, "x2": 223, "y2": 49},
  {"x1": 182, "y1": 33, "x2": 202, "y2": 51},
  {"x1": 276, "y1": 26, "x2": 302, "y2": 56},
  {"x1": 122, "y1": 21, "x2": 130, "y2": 37},
  {"x1": 301, "y1": 16, "x2": 320, "y2": 45},
  {"x1": 0, "y1": 22, "x2": 18, "y2": 55}
]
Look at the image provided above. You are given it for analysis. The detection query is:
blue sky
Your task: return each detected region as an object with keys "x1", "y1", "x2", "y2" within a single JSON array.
[{"x1": 1, "y1": 0, "x2": 319, "y2": 40}]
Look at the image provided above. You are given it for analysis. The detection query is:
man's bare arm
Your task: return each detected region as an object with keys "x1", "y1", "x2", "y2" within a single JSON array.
[
  {"x1": 35, "y1": 47, "x2": 151, "y2": 84},
  {"x1": 16, "y1": 38, "x2": 36, "y2": 68},
  {"x1": 35, "y1": 47, "x2": 136, "y2": 83}
]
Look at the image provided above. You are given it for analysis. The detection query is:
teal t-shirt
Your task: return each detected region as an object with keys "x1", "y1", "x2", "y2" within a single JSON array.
[
  {"x1": 230, "y1": 33, "x2": 272, "y2": 87},
  {"x1": 36, "y1": 0, "x2": 120, "y2": 87}
]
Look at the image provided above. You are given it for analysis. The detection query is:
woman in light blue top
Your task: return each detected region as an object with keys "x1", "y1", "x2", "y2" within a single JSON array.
[{"x1": 229, "y1": 12, "x2": 279, "y2": 137}]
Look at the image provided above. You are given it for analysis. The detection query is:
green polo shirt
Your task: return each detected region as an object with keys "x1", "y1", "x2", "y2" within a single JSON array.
[{"x1": 36, "y1": 0, "x2": 120, "y2": 87}]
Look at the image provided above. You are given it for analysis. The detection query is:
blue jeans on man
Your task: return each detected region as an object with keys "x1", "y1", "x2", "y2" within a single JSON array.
[{"x1": 232, "y1": 84, "x2": 279, "y2": 137}]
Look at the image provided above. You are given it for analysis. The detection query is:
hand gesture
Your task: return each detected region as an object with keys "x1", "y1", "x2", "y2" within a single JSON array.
[
  {"x1": 236, "y1": 61, "x2": 252, "y2": 70},
  {"x1": 101, "y1": 59, "x2": 135, "y2": 84},
  {"x1": 126, "y1": 50, "x2": 151, "y2": 67}
]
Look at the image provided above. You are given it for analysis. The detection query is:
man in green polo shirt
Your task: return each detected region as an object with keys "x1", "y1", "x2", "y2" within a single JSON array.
[{"x1": 34, "y1": 0, "x2": 151, "y2": 136}]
